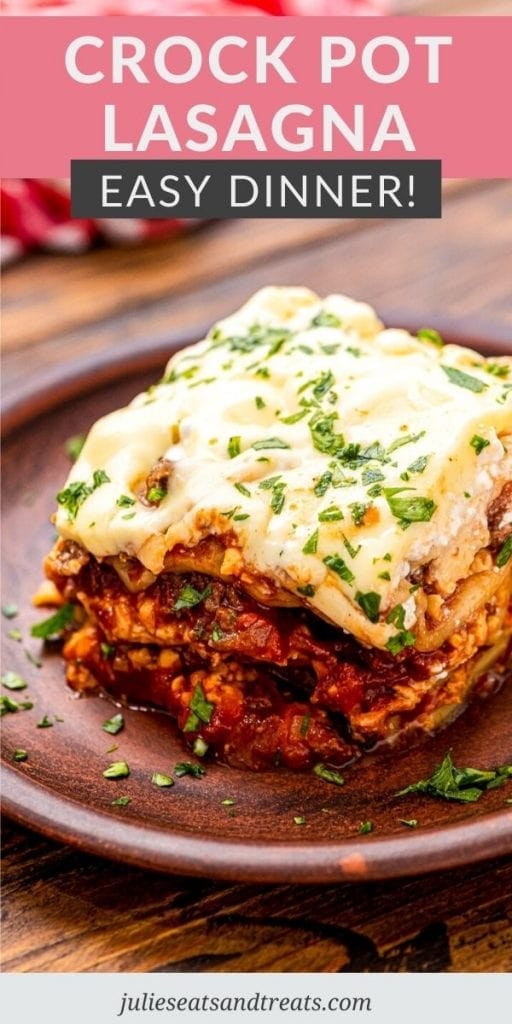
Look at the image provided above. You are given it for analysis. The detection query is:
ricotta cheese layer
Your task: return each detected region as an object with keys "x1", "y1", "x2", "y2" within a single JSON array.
[{"x1": 54, "y1": 287, "x2": 512, "y2": 649}]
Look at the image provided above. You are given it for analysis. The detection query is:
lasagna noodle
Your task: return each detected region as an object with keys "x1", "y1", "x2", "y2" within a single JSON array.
[{"x1": 44, "y1": 539, "x2": 511, "y2": 769}]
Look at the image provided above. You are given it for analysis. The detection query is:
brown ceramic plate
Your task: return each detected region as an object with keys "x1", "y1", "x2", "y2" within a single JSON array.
[{"x1": 2, "y1": 333, "x2": 511, "y2": 883}]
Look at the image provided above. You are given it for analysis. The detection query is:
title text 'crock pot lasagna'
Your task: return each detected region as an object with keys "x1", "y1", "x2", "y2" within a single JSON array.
[{"x1": 42, "y1": 288, "x2": 512, "y2": 770}]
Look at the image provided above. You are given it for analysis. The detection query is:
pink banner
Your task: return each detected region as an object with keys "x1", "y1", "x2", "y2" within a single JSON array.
[{"x1": 1, "y1": 16, "x2": 510, "y2": 177}]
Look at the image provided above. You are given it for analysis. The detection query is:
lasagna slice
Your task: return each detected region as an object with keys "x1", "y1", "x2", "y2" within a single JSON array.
[{"x1": 42, "y1": 288, "x2": 512, "y2": 770}]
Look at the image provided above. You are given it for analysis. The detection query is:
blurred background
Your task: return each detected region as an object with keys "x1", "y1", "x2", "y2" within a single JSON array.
[
  {"x1": 2, "y1": 0, "x2": 511, "y2": 420},
  {"x1": 2, "y1": 0, "x2": 510, "y2": 264}
]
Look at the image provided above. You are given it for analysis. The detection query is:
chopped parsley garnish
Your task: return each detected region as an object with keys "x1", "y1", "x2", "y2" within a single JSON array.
[
  {"x1": 401, "y1": 454, "x2": 429, "y2": 480},
  {"x1": 174, "y1": 762, "x2": 206, "y2": 778},
  {"x1": 103, "y1": 761, "x2": 130, "y2": 779},
  {"x1": 280, "y1": 408, "x2": 308, "y2": 425},
  {"x1": 441, "y1": 365, "x2": 487, "y2": 393},
  {"x1": 112, "y1": 796, "x2": 131, "y2": 806},
  {"x1": 56, "y1": 469, "x2": 110, "y2": 520},
  {"x1": 152, "y1": 772, "x2": 174, "y2": 787},
  {"x1": 2, "y1": 603, "x2": 18, "y2": 619},
  {"x1": 349, "y1": 502, "x2": 370, "y2": 526},
  {"x1": 318, "y1": 505, "x2": 344, "y2": 523},
  {"x1": 300, "y1": 713, "x2": 310, "y2": 737},
  {"x1": 1, "y1": 670, "x2": 27, "y2": 691},
  {"x1": 303, "y1": 530, "x2": 319, "y2": 555},
  {"x1": 312, "y1": 370, "x2": 336, "y2": 399},
  {"x1": 93, "y1": 469, "x2": 110, "y2": 487},
  {"x1": 496, "y1": 534, "x2": 512, "y2": 568},
  {"x1": 311, "y1": 310, "x2": 342, "y2": 328},
  {"x1": 397, "y1": 752, "x2": 511, "y2": 803},
  {"x1": 270, "y1": 482, "x2": 286, "y2": 514},
  {"x1": 497, "y1": 383, "x2": 512, "y2": 405},
  {"x1": 146, "y1": 486, "x2": 166, "y2": 504},
  {"x1": 323, "y1": 554, "x2": 355, "y2": 585},
  {"x1": 116, "y1": 494, "x2": 135, "y2": 508},
  {"x1": 13, "y1": 749, "x2": 28, "y2": 762},
  {"x1": 252, "y1": 437, "x2": 290, "y2": 451},
  {"x1": 221, "y1": 506, "x2": 240, "y2": 519},
  {"x1": 358, "y1": 821, "x2": 373, "y2": 834},
  {"x1": 164, "y1": 364, "x2": 199, "y2": 383},
  {"x1": 229, "y1": 325, "x2": 292, "y2": 356},
  {"x1": 484, "y1": 361, "x2": 509, "y2": 378},
  {"x1": 255, "y1": 396, "x2": 266, "y2": 409},
  {"x1": 233, "y1": 513, "x2": 250, "y2": 521},
  {"x1": 31, "y1": 603, "x2": 76, "y2": 640},
  {"x1": 332, "y1": 463, "x2": 357, "y2": 487},
  {"x1": 258, "y1": 475, "x2": 282, "y2": 491},
  {"x1": 56, "y1": 481, "x2": 93, "y2": 521},
  {"x1": 384, "y1": 490, "x2": 436, "y2": 527},
  {"x1": 386, "y1": 604, "x2": 406, "y2": 630},
  {"x1": 399, "y1": 818, "x2": 418, "y2": 828},
  {"x1": 65, "y1": 434, "x2": 86, "y2": 462},
  {"x1": 211, "y1": 623, "x2": 225, "y2": 642},
  {"x1": 234, "y1": 482, "x2": 251, "y2": 498},
  {"x1": 122, "y1": 512, "x2": 136, "y2": 520},
  {"x1": 355, "y1": 591, "x2": 381, "y2": 623},
  {"x1": 314, "y1": 471, "x2": 333, "y2": 497},
  {"x1": 189, "y1": 377, "x2": 216, "y2": 390},
  {"x1": 417, "y1": 328, "x2": 443, "y2": 347},
  {"x1": 221, "y1": 798, "x2": 235, "y2": 806},
  {"x1": 387, "y1": 431, "x2": 425, "y2": 454},
  {"x1": 173, "y1": 584, "x2": 212, "y2": 612},
  {"x1": 183, "y1": 682, "x2": 214, "y2": 733},
  {"x1": 294, "y1": 815, "x2": 306, "y2": 826},
  {"x1": 313, "y1": 764, "x2": 345, "y2": 786},
  {"x1": 0, "y1": 695, "x2": 23, "y2": 715},
  {"x1": 308, "y1": 412, "x2": 345, "y2": 456},
  {"x1": 470, "y1": 435, "x2": 490, "y2": 455},
  {"x1": 378, "y1": 571, "x2": 391, "y2": 581},
  {"x1": 386, "y1": 630, "x2": 415, "y2": 655},
  {"x1": 100, "y1": 642, "x2": 115, "y2": 659},
  {"x1": 7, "y1": 628, "x2": 21, "y2": 642},
  {"x1": 193, "y1": 736, "x2": 209, "y2": 758},
  {"x1": 362, "y1": 467, "x2": 385, "y2": 486},
  {"x1": 102, "y1": 713, "x2": 124, "y2": 735},
  {"x1": 37, "y1": 715, "x2": 53, "y2": 729},
  {"x1": 297, "y1": 584, "x2": 315, "y2": 598},
  {"x1": 227, "y1": 435, "x2": 241, "y2": 459},
  {"x1": 342, "y1": 536, "x2": 361, "y2": 559}
]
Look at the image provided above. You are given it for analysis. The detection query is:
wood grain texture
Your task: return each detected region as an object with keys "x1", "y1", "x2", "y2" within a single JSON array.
[
  {"x1": 1, "y1": 218, "x2": 363, "y2": 352},
  {"x1": 2, "y1": 820, "x2": 511, "y2": 973},
  {"x1": 399, "y1": 0, "x2": 512, "y2": 12},
  {"x1": 1, "y1": 179, "x2": 511, "y2": 972},
  {"x1": 3, "y1": 182, "x2": 512, "y2": 419},
  {"x1": 0, "y1": 180, "x2": 477, "y2": 354}
]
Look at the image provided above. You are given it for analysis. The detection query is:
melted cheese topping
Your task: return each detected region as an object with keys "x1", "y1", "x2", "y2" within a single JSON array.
[{"x1": 55, "y1": 287, "x2": 512, "y2": 650}]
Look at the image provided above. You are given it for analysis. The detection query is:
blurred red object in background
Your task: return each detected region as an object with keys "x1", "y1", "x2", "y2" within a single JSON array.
[
  {"x1": 1, "y1": 0, "x2": 389, "y2": 264},
  {"x1": 2, "y1": 1, "x2": 387, "y2": 12}
]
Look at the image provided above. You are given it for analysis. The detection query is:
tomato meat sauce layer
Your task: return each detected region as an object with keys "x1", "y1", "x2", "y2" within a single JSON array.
[{"x1": 43, "y1": 540, "x2": 511, "y2": 771}]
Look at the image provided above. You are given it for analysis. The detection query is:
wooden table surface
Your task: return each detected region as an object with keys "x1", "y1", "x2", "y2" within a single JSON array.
[{"x1": 2, "y1": 179, "x2": 512, "y2": 972}]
